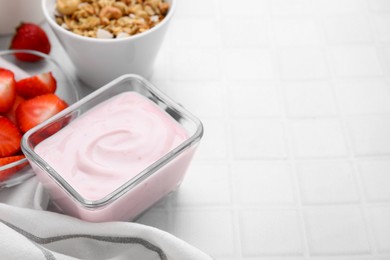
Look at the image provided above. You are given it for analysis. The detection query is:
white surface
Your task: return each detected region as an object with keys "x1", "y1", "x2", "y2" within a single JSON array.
[
  {"x1": 0, "y1": 0, "x2": 44, "y2": 35},
  {"x1": 1, "y1": 0, "x2": 390, "y2": 259}
]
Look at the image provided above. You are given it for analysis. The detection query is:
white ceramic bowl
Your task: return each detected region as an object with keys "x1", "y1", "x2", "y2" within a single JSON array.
[
  {"x1": 42, "y1": 0, "x2": 176, "y2": 89},
  {"x1": 0, "y1": 0, "x2": 44, "y2": 35}
]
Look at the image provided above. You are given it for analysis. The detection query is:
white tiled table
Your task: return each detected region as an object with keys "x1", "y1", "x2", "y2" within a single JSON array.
[{"x1": 2, "y1": 0, "x2": 390, "y2": 259}]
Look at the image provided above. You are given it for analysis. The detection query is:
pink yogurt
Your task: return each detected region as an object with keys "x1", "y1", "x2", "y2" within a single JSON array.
[{"x1": 35, "y1": 91, "x2": 188, "y2": 201}]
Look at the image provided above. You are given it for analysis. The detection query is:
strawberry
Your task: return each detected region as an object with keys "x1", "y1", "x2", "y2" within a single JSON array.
[
  {"x1": 16, "y1": 72, "x2": 57, "y2": 99},
  {"x1": 0, "y1": 155, "x2": 27, "y2": 181},
  {"x1": 5, "y1": 95, "x2": 25, "y2": 124},
  {"x1": 10, "y1": 23, "x2": 51, "y2": 62},
  {"x1": 29, "y1": 114, "x2": 72, "y2": 145},
  {"x1": 0, "y1": 116, "x2": 22, "y2": 157},
  {"x1": 16, "y1": 94, "x2": 68, "y2": 133},
  {"x1": 0, "y1": 68, "x2": 16, "y2": 113}
]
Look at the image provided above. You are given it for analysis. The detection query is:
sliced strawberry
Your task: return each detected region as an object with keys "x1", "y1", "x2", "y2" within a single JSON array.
[
  {"x1": 29, "y1": 112, "x2": 75, "y2": 146},
  {"x1": 5, "y1": 95, "x2": 25, "y2": 124},
  {"x1": 0, "y1": 116, "x2": 22, "y2": 157},
  {"x1": 16, "y1": 72, "x2": 57, "y2": 99},
  {"x1": 0, "y1": 68, "x2": 16, "y2": 113},
  {"x1": 0, "y1": 155, "x2": 27, "y2": 181},
  {"x1": 16, "y1": 94, "x2": 68, "y2": 133}
]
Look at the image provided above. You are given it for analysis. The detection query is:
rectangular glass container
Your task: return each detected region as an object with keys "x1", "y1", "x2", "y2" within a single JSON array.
[{"x1": 22, "y1": 74, "x2": 203, "y2": 222}]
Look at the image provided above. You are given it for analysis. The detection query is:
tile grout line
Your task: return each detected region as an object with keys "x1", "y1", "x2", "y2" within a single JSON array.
[
  {"x1": 266, "y1": 2, "x2": 311, "y2": 257},
  {"x1": 317, "y1": 0, "x2": 378, "y2": 256},
  {"x1": 365, "y1": 0, "x2": 390, "y2": 102},
  {"x1": 366, "y1": 0, "x2": 390, "y2": 116},
  {"x1": 349, "y1": 0, "x2": 390, "y2": 255},
  {"x1": 213, "y1": 0, "x2": 245, "y2": 258},
  {"x1": 163, "y1": 1, "x2": 390, "y2": 258},
  {"x1": 360, "y1": 1, "x2": 389, "y2": 255}
]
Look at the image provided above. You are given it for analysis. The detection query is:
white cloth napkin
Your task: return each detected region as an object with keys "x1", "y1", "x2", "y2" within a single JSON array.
[{"x1": 0, "y1": 171, "x2": 213, "y2": 260}]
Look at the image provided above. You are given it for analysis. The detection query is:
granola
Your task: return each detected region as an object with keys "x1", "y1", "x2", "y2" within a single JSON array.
[{"x1": 55, "y1": 0, "x2": 170, "y2": 39}]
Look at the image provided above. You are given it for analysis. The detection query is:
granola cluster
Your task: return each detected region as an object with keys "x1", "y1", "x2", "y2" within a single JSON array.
[{"x1": 55, "y1": 0, "x2": 170, "y2": 39}]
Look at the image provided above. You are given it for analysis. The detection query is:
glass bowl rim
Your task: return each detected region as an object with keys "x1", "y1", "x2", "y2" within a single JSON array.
[
  {"x1": 0, "y1": 49, "x2": 79, "y2": 99},
  {"x1": 0, "y1": 49, "x2": 80, "y2": 184}
]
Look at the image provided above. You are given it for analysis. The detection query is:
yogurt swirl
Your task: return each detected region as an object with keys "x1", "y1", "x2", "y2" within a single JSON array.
[{"x1": 35, "y1": 92, "x2": 188, "y2": 200}]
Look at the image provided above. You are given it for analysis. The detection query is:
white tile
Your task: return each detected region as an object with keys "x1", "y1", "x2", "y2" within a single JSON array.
[
  {"x1": 278, "y1": 48, "x2": 329, "y2": 80},
  {"x1": 231, "y1": 162, "x2": 295, "y2": 205},
  {"x1": 369, "y1": 0, "x2": 390, "y2": 12},
  {"x1": 151, "y1": 193, "x2": 172, "y2": 208},
  {"x1": 195, "y1": 118, "x2": 228, "y2": 160},
  {"x1": 313, "y1": 0, "x2": 368, "y2": 14},
  {"x1": 270, "y1": 0, "x2": 313, "y2": 15},
  {"x1": 304, "y1": 206, "x2": 371, "y2": 255},
  {"x1": 335, "y1": 78, "x2": 390, "y2": 115},
  {"x1": 221, "y1": 18, "x2": 269, "y2": 47},
  {"x1": 239, "y1": 210, "x2": 304, "y2": 256},
  {"x1": 175, "y1": 0, "x2": 216, "y2": 17},
  {"x1": 172, "y1": 210, "x2": 235, "y2": 257},
  {"x1": 135, "y1": 209, "x2": 171, "y2": 232},
  {"x1": 170, "y1": 18, "x2": 218, "y2": 47},
  {"x1": 369, "y1": 206, "x2": 390, "y2": 253},
  {"x1": 373, "y1": 14, "x2": 390, "y2": 42},
  {"x1": 323, "y1": 15, "x2": 373, "y2": 44},
  {"x1": 296, "y1": 160, "x2": 360, "y2": 204},
  {"x1": 228, "y1": 82, "x2": 282, "y2": 117},
  {"x1": 231, "y1": 119, "x2": 287, "y2": 159},
  {"x1": 171, "y1": 48, "x2": 219, "y2": 81},
  {"x1": 219, "y1": 0, "x2": 269, "y2": 16},
  {"x1": 359, "y1": 159, "x2": 390, "y2": 202},
  {"x1": 310, "y1": 257, "x2": 390, "y2": 260},
  {"x1": 222, "y1": 49, "x2": 275, "y2": 80},
  {"x1": 383, "y1": 46, "x2": 390, "y2": 70},
  {"x1": 150, "y1": 50, "x2": 171, "y2": 82},
  {"x1": 328, "y1": 46, "x2": 383, "y2": 77},
  {"x1": 174, "y1": 162, "x2": 231, "y2": 206},
  {"x1": 283, "y1": 81, "x2": 338, "y2": 117},
  {"x1": 149, "y1": 79, "x2": 171, "y2": 95},
  {"x1": 290, "y1": 119, "x2": 348, "y2": 158},
  {"x1": 273, "y1": 18, "x2": 321, "y2": 46},
  {"x1": 241, "y1": 258, "x2": 312, "y2": 260},
  {"x1": 166, "y1": 81, "x2": 225, "y2": 118},
  {"x1": 347, "y1": 116, "x2": 390, "y2": 156}
]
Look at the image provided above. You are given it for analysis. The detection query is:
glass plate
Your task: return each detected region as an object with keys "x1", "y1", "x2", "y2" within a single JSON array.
[{"x1": 0, "y1": 50, "x2": 79, "y2": 189}]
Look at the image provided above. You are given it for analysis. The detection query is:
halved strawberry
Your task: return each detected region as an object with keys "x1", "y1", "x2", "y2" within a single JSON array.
[
  {"x1": 5, "y1": 95, "x2": 25, "y2": 124},
  {"x1": 0, "y1": 68, "x2": 16, "y2": 113},
  {"x1": 0, "y1": 116, "x2": 22, "y2": 157},
  {"x1": 15, "y1": 94, "x2": 68, "y2": 133},
  {"x1": 16, "y1": 72, "x2": 57, "y2": 99},
  {"x1": 0, "y1": 155, "x2": 27, "y2": 181}
]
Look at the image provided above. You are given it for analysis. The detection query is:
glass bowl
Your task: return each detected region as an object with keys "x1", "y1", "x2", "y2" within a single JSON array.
[
  {"x1": 0, "y1": 50, "x2": 79, "y2": 188},
  {"x1": 22, "y1": 74, "x2": 203, "y2": 222}
]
